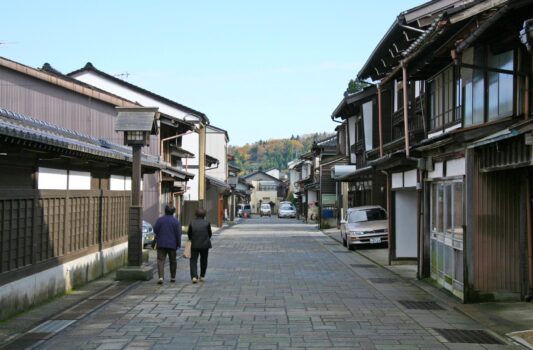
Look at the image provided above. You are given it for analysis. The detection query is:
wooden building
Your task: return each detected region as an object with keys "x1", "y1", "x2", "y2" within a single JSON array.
[
  {"x1": 0, "y1": 107, "x2": 160, "y2": 319},
  {"x1": 356, "y1": 0, "x2": 533, "y2": 301}
]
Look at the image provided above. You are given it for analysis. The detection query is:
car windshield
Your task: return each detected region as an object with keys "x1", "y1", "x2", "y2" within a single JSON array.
[
  {"x1": 261, "y1": 204, "x2": 270, "y2": 209},
  {"x1": 244, "y1": 205, "x2": 251, "y2": 210},
  {"x1": 348, "y1": 208, "x2": 386, "y2": 223},
  {"x1": 280, "y1": 205, "x2": 293, "y2": 210}
]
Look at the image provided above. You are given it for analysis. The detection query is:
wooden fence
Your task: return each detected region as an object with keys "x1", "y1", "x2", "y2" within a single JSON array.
[{"x1": 0, "y1": 189, "x2": 130, "y2": 285}]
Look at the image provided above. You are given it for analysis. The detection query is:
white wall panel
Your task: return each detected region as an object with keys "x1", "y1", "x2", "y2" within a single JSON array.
[
  {"x1": 391, "y1": 172, "x2": 403, "y2": 189},
  {"x1": 38, "y1": 167, "x2": 67, "y2": 190},
  {"x1": 68, "y1": 171, "x2": 91, "y2": 190},
  {"x1": 404, "y1": 169, "x2": 417, "y2": 188},
  {"x1": 428, "y1": 162, "x2": 444, "y2": 179},
  {"x1": 446, "y1": 158, "x2": 465, "y2": 177}
]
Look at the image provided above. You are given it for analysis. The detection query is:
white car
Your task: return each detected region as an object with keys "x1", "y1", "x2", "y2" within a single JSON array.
[
  {"x1": 260, "y1": 203, "x2": 271, "y2": 217},
  {"x1": 340, "y1": 206, "x2": 388, "y2": 250},
  {"x1": 278, "y1": 203, "x2": 296, "y2": 218}
]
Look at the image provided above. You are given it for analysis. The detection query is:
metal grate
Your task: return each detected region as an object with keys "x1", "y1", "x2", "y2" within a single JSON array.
[
  {"x1": 367, "y1": 277, "x2": 399, "y2": 284},
  {"x1": 398, "y1": 300, "x2": 444, "y2": 310},
  {"x1": 351, "y1": 264, "x2": 377, "y2": 268},
  {"x1": 433, "y1": 329, "x2": 505, "y2": 344}
]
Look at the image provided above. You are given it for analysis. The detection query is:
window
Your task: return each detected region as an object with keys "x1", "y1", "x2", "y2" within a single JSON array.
[
  {"x1": 430, "y1": 180, "x2": 464, "y2": 297},
  {"x1": 462, "y1": 47, "x2": 514, "y2": 126},
  {"x1": 488, "y1": 50, "x2": 513, "y2": 120},
  {"x1": 348, "y1": 208, "x2": 386, "y2": 223},
  {"x1": 429, "y1": 66, "x2": 458, "y2": 130}
]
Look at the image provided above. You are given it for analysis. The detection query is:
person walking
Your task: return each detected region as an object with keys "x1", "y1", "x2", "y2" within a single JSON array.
[
  {"x1": 187, "y1": 208, "x2": 212, "y2": 284},
  {"x1": 153, "y1": 205, "x2": 182, "y2": 284}
]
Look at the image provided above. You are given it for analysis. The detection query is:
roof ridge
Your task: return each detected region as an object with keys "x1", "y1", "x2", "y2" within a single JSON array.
[{"x1": 68, "y1": 62, "x2": 210, "y2": 124}]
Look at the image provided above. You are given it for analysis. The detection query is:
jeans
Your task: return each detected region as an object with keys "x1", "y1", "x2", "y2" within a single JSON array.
[
  {"x1": 157, "y1": 248, "x2": 177, "y2": 279},
  {"x1": 190, "y1": 248, "x2": 209, "y2": 279}
]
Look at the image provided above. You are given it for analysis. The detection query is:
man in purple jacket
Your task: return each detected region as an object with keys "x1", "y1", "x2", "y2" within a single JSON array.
[{"x1": 153, "y1": 205, "x2": 182, "y2": 284}]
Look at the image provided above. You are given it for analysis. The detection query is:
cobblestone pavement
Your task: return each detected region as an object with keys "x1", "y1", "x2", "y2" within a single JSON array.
[{"x1": 35, "y1": 218, "x2": 521, "y2": 349}]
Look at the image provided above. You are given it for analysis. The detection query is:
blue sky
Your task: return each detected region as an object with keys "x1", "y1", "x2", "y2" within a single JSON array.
[{"x1": 1, "y1": 1, "x2": 423, "y2": 146}]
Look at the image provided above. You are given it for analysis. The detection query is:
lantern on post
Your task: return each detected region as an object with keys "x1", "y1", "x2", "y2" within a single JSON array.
[{"x1": 115, "y1": 107, "x2": 159, "y2": 280}]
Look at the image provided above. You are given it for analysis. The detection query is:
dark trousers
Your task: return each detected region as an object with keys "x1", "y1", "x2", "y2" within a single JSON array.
[
  {"x1": 157, "y1": 248, "x2": 177, "y2": 279},
  {"x1": 190, "y1": 248, "x2": 209, "y2": 279}
]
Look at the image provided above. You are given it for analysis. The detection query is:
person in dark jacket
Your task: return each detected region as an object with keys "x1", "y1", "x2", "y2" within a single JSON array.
[
  {"x1": 187, "y1": 208, "x2": 212, "y2": 283},
  {"x1": 153, "y1": 205, "x2": 182, "y2": 284}
]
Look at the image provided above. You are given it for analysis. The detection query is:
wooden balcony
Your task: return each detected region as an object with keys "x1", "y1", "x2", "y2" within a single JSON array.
[{"x1": 391, "y1": 96, "x2": 426, "y2": 142}]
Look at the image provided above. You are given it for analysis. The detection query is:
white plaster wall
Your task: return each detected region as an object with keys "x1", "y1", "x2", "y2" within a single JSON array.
[
  {"x1": 289, "y1": 169, "x2": 300, "y2": 193},
  {"x1": 73, "y1": 72, "x2": 201, "y2": 122},
  {"x1": 266, "y1": 169, "x2": 280, "y2": 179},
  {"x1": 206, "y1": 128, "x2": 227, "y2": 182},
  {"x1": 0, "y1": 242, "x2": 128, "y2": 320},
  {"x1": 182, "y1": 132, "x2": 200, "y2": 200},
  {"x1": 72, "y1": 71, "x2": 203, "y2": 202},
  {"x1": 348, "y1": 116, "x2": 357, "y2": 164}
]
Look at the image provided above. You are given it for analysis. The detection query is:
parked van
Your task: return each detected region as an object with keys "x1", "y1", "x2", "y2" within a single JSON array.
[{"x1": 238, "y1": 203, "x2": 252, "y2": 218}]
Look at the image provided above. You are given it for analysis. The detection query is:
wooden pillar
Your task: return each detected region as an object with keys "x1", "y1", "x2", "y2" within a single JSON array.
[{"x1": 128, "y1": 145, "x2": 143, "y2": 267}]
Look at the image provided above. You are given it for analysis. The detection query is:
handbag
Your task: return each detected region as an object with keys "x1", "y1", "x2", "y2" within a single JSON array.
[{"x1": 183, "y1": 240, "x2": 192, "y2": 259}]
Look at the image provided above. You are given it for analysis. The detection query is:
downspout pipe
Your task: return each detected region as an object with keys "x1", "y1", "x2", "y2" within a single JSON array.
[
  {"x1": 402, "y1": 61, "x2": 410, "y2": 157},
  {"x1": 378, "y1": 83, "x2": 384, "y2": 157}
]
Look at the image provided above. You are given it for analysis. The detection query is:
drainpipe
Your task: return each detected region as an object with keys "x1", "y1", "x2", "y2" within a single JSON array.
[
  {"x1": 378, "y1": 83, "x2": 384, "y2": 157},
  {"x1": 526, "y1": 75, "x2": 530, "y2": 120},
  {"x1": 402, "y1": 61, "x2": 410, "y2": 157},
  {"x1": 527, "y1": 177, "x2": 533, "y2": 300}
]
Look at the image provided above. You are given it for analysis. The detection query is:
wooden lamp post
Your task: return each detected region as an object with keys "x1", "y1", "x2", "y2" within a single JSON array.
[{"x1": 115, "y1": 107, "x2": 158, "y2": 279}]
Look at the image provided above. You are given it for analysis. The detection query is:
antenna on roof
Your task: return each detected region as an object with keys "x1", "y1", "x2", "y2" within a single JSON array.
[
  {"x1": 0, "y1": 41, "x2": 17, "y2": 48},
  {"x1": 113, "y1": 72, "x2": 130, "y2": 80}
]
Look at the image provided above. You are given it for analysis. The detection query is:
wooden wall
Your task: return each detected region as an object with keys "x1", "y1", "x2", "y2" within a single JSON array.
[{"x1": 0, "y1": 189, "x2": 130, "y2": 286}]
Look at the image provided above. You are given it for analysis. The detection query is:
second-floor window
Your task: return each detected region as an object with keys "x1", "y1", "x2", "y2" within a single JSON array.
[
  {"x1": 429, "y1": 66, "x2": 457, "y2": 130},
  {"x1": 462, "y1": 46, "x2": 514, "y2": 126}
]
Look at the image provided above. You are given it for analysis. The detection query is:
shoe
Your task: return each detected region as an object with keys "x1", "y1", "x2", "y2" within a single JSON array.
[
  {"x1": 192, "y1": 277, "x2": 198, "y2": 284},
  {"x1": 199, "y1": 276, "x2": 205, "y2": 282},
  {"x1": 170, "y1": 278, "x2": 176, "y2": 283},
  {"x1": 157, "y1": 278, "x2": 163, "y2": 285}
]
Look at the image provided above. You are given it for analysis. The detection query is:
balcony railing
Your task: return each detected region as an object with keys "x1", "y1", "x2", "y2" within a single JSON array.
[{"x1": 391, "y1": 95, "x2": 426, "y2": 141}]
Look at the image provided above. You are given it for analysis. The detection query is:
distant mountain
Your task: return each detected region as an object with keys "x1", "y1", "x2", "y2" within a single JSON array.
[{"x1": 229, "y1": 132, "x2": 334, "y2": 174}]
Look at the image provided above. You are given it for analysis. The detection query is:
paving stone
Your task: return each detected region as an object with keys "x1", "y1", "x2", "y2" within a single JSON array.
[{"x1": 27, "y1": 221, "x2": 522, "y2": 349}]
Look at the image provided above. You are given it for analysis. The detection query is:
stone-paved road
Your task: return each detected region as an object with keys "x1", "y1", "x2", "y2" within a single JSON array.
[{"x1": 36, "y1": 218, "x2": 519, "y2": 349}]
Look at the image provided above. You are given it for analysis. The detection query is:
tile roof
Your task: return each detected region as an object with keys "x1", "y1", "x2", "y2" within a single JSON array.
[{"x1": 0, "y1": 107, "x2": 161, "y2": 168}]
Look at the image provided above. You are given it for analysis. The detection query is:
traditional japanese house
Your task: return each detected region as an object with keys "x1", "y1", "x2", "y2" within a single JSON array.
[
  {"x1": 0, "y1": 107, "x2": 161, "y2": 320},
  {"x1": 0, "y1": 58, "x2": 195, "y2": 225},
  {"x1": 311, "y1": 135, "x2": 340, "y2": 229},
  {"x1": 358, "y1": 0, "x2": 533, "y2": 301},
  {"x1": 331, "y1": 86, "x2": 388, "y2": 227},
  {"x1": 68, "y1": 63, "x2": 208, "y2": 223}
]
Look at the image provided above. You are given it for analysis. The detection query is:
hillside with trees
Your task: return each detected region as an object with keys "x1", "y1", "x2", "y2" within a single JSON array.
[{"x1": 229, "y1": 132, "x2": 333, "y2": 174}]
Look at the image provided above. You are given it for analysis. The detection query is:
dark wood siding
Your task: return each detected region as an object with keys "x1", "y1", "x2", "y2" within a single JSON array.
[
  {"x1": 0, "y1": 66, "x2": 160, "y2": 222},
  {"x1": 472, "y1": 152, "x2": 522, "y2": 298},
  {"x1": 0, "y1": 189, "x2": 130, "y2": 286}
]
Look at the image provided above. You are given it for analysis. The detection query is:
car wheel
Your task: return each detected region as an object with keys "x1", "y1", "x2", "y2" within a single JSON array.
[{"x1": 348, "y1": 243, "x2": 355, "y2": 251}]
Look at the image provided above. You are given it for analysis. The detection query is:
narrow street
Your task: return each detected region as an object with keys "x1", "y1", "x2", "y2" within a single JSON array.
[{"x1": 15, "y1": 218, "x2": 517, "y2": 350}]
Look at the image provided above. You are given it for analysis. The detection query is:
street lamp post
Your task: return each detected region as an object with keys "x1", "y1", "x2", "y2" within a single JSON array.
[{"x1": 115, "y1": 107, "x2": 159, "y2": 280}]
